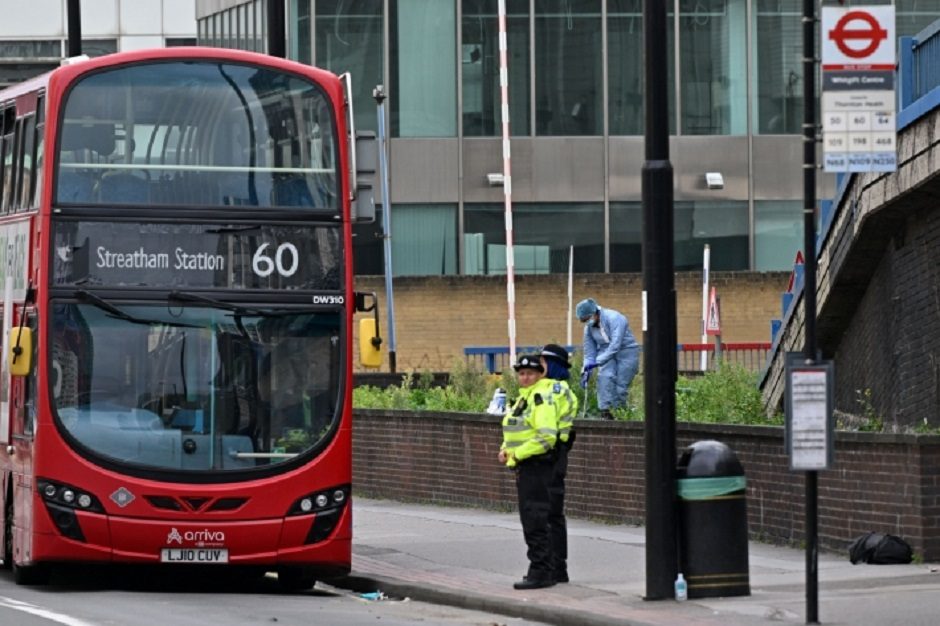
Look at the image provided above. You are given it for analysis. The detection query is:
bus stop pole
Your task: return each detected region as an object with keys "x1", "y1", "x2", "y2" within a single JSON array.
[
  {"x1": 374, "y1": 86, "x2": 397, "y2": 374},
  {"x1": 802, "y1": 0, "x2": 819, "y2": 621}
]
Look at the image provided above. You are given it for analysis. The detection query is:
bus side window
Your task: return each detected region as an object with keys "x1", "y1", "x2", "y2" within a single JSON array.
[{"x1": 1, "y1": 106, "x2": 16, "y2": 212}]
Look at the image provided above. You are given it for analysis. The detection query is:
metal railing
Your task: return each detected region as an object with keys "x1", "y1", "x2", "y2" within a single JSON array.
[
  {"x1": 898, "y1": 22, "x2": 940, "y2": 123},
  {"x1": 465, "y1": 342, "x2": 771, "y2": 375}
]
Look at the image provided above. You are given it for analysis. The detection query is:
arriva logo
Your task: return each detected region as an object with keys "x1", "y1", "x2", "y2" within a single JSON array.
[{"x1": 166, "y1": 528, "x2": 226, "y2": 545}]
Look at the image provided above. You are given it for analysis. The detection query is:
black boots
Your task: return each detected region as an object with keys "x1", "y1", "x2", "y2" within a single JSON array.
[
  {"x1": 599, "y1": 409, "x2": 614, "y2": 420},
  {"x1": 513, "y1": 576, "x2": 556, "y2": 590}
]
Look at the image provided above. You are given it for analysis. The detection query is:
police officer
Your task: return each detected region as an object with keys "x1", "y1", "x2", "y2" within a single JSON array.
[
  {"x1": 539, "y1": 344, "x2": 578, "y2": 584},
  {"x1": 498, "y1": 354, "x2": 559, "y2": 590}
]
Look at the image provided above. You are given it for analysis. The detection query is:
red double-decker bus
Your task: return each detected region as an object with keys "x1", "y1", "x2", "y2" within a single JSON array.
[{"x1": 0, "y1": 47, "x2": 379, "y2": 588}]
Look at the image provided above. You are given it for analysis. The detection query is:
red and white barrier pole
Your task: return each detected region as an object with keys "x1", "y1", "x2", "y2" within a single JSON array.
[{"x1": 497, "y1": 0, "x2": 516, "y2": 363}]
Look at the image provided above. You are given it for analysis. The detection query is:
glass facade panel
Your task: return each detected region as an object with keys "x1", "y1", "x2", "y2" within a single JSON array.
[
  {"x1": 391, "y1": 205, "x2": 458, "y2": 276},
  {"x1": 755, "y1": 200, "x2": 802, "y2": 271},
  {"x1": 679, "y1": 0, "x2": 746, "y2": 135},
  {"x1": 352, "y1": 207, "x2": 384, "y2": 275},
  {"x1": 315, "y1": 0, "x2": 384, "y2": 133},
  {"x1": 754, "y1": 0, "x2": 802, "y2": 134},
  {"x1": 461, "y1": 0, "x2": 530, "y2": 136},
  {"x1": 674, "y1": 201, "x2": 748, "y2": 270},
  {"x1": 609, "y1": 202, "x2": 642, "y2": 272},
  {"x1": 535, "y1": 0, "x2": 602, "y2": 136},
  {"x1": 858, "y1": 0, "x2": 940, "y2": 37},
  {"x1": 608, "y1": 1, "x2": 676, "y2": 136},
  {"x1": 82, "y1": 40, "x2": 118, "y2": 57},
  {"x1": 464, "y1": 203, "x2": 603, "y2": 274},
  {"x1": 290, "y1": 0, "x2": 312, "y2": 64},
  {"x1": 391, "y1": 0, "x2": 457, "y2": 137},
  {"x1": 612, "y1": 202, "x2": 749, "y2": 272}
]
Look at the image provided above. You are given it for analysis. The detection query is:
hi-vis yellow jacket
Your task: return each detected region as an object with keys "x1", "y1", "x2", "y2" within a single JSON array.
[
  {"x1": 546, "y1": 379, "x2": 578, "y2": 444},
  {"x1": 500, "y1": 378, "x2": 558, "y2": 468}
]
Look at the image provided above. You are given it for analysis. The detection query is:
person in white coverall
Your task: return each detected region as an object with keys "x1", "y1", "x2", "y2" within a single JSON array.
[{"x1": 575, "y1": 298, "x2": 640, "y2": 419}]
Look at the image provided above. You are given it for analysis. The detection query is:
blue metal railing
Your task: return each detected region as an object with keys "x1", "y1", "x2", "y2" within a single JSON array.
[
  {"x1": 463, "y1": 345, "x2": 578, "y2": 375},
  {"x1": 898, "y1": 21, "x2": 940, "y2": 128},
  {"x1": 467, "y1": 343, "x2": 770, "y2": 375}
]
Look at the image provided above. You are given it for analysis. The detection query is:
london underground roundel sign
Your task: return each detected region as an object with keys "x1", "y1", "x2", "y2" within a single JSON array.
[
  {"x1": 821, "y1": 6, "x2": 895, "y2": 69},
  {"x1": 830, "y1": 11, "x2": 887, "y2": 59}
]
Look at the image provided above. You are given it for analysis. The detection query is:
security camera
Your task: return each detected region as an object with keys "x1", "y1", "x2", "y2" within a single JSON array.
[
  {"x1": 705, "y1": 172, "x2": 724, "y2": 190},
  {"x1": 486, "y1": 173, "x2": 505, "y2": 187}
]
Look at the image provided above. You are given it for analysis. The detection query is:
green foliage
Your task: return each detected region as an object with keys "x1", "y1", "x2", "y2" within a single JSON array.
[
  {"x1": 674, "y1": 362, "x2": 778, "y2": 425},
  {"x1": 854, "y1": 388, "x2": 884, "y2": 432},
  {"x1": 353, "y1": 357, "x2": 780, "y2": 425},
  {"x1": 351, "y1": 363, "x2": 493, "y2": 413}
]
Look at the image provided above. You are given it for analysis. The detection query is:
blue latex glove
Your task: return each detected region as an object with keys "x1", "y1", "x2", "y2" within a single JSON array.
[
  {"x1": 580, "y1": 369, "x2": 592, "y2": 389},
  {"x1": 582, "y1": 359, "x2": 596, "y2": 374}
]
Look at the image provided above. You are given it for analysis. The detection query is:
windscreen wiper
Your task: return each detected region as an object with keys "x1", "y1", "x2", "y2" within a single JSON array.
[
  {"x1": 75, "y1": 290, "x2": 198, "y2": 328},
  {"x1": 168, "y1": 291, "x2": 265, "y2": 316}
]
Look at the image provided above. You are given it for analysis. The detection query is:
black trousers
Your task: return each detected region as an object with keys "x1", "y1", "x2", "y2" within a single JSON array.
[
  {"x1": 516, "y1": 456, "x2": 554, "y2": 580},
  {"x1": 548, "y1": 443, "x2": 569, "y2": 575}
]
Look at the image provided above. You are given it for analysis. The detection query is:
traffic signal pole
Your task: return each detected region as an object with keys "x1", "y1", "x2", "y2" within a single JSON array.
[{"x1": 642, "y1": 0, "x2": 679, "y2": 600}]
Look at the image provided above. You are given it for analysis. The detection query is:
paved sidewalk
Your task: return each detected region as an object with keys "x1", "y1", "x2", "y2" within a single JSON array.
[{"x1": 340, "y1": 498, "x2": 940, "y2": 626}]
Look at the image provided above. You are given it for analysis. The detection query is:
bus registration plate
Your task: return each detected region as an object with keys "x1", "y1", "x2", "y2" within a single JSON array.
[{"x1": 160, "y1": 548, "x2": 229, "y2": 563}]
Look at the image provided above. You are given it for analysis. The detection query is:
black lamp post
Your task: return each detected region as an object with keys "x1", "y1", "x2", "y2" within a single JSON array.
[{"x1": 642, "y1": 0, "x2": 679, "y2": 601}]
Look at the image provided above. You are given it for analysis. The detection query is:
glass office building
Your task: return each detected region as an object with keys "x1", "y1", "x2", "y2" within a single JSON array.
[{"x1": 196, "y1": 0, "x2": 940, "y2": 276}]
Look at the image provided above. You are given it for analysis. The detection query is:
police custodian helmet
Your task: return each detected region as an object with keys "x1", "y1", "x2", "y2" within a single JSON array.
[{"x1": 513, "y1": 354, "x2": 544, "y2": 372}]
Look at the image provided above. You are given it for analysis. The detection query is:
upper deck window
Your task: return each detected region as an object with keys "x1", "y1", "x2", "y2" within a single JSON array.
[{"x1": 56, "y1": 61, "x2": 337, "y2": 211}]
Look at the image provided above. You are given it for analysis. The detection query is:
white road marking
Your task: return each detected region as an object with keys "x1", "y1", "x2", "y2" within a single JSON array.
[{"x1": 0, "y1": 596, "x2": 98, "y2": 626}]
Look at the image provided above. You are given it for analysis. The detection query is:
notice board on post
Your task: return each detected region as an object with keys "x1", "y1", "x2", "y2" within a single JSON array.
[{"x1": 785, "y1": 355, "x2": 834, "y2": 471}]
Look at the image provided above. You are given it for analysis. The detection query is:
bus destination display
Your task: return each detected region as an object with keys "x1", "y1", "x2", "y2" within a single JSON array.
[{"x1": 53, "y1": 222, "x2": 341, "y2": 291}]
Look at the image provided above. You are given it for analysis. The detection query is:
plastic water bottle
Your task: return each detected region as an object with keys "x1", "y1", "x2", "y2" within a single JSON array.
[{"x1": 674, "y1": 572, "x2": 688, "y2": 601}]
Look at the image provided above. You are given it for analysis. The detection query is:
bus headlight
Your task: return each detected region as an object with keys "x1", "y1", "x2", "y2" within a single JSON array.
[
  {"x1": 37, "y1": 478, "x2": 105, "y2": 513},
  {"x1": 287, "y1": 484, "x2": 350, "y2": 517}
]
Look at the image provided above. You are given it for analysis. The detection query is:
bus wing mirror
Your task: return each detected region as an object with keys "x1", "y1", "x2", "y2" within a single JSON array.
[
  {"x1": 354, "y1": 291, "x2": 382, "y2": 369},
  {"x1": 359, "y1": 318, "x2": 382, "y2": 369},
  {"x1": 9, "y1": 327, "x2": 33, "y2": 377}
]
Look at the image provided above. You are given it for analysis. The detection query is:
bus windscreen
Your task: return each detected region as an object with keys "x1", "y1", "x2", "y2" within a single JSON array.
[
  {"x1": 56, "y1": 61, "x2": 338, "y2": 211},
  {"x1": 51, "y1": 302, "x2": 341, "y2": 473}
]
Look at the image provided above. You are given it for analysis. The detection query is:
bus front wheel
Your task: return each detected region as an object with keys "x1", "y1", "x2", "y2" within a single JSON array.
[{"x1": 277, "y1": 566, "x2": 316, "y2": 592}]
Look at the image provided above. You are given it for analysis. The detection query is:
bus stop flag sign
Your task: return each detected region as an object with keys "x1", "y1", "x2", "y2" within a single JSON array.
[{"x1": 821, "y1": 6, "x2": 896, "y2": 174}]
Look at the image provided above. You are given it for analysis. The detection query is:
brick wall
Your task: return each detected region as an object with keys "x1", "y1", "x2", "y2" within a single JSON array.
[
  {"x1": 353, "y1": 272, "x2": 787, "y2": 372},
  {"x1": 763, "y1": 106, "x2": 940, "y2": 425},
  {"x1": 353, "y1": 410, "x2": 940, "y2": 559},
  {"x1": 833, "y1": 206, "x2": 940, "y2": 427}
]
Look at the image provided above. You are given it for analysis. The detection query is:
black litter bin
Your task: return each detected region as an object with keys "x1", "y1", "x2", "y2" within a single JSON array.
[{"x1": 676, "y1": 440, "x2": 750, "y2": 598}]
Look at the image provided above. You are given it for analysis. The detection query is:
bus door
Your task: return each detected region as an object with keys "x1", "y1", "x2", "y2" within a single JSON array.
[{"x1": 1, "y1": 240, "x2": 12, "y2": 448}]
